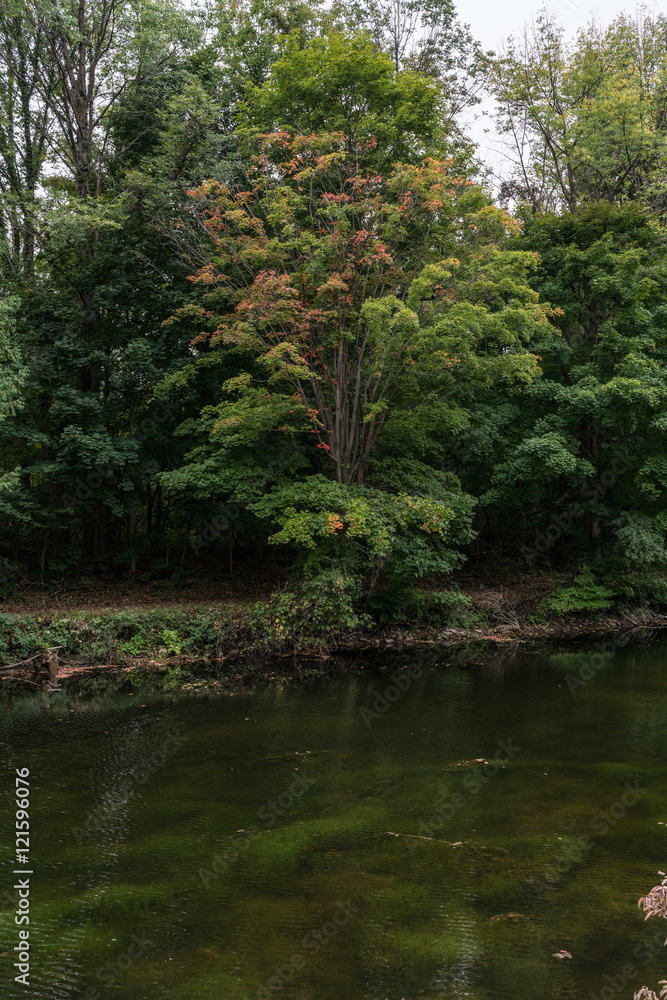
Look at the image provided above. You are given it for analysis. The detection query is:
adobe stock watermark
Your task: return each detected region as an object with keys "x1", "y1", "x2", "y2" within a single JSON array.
[
  {"x1": 0, "y1": 559, "x2": 16, "y2": 592},
  {"x1": 252, "y1": 899, "x2": 358, "y2": 1000},
  {"x1": 62, "y1": 399, "x2": 175, "y2": 508},
  {"x1": 528, "y1": 779, "x2": 648, "y2": 897},
  {"x1": 522, "y1": 452, "x2": 631, "y2": 565},
  {"x1": 431, "y1": 961, "x2": 504, "y2": 1000},
  {"x1": 57, "y1": 931, "x2": 151, "y2": 1000},
  {"x1": 359, "y1": 664, "x2": 422, "y2": 727},
  {"x1": 564, "y1": 632, "x2": 629, "y2": 696},
  {"x1": 198, "y1": 772, "x2": 314, "y2": 888},
  {"x1": 555, "y1": 0, "x2": 594, "y2": 24},
  {"x1": 588, "y1": 920, "x2": 667, "y2": 1000},
  {"x1": 71, "y1": 727, "x2": 186, "y2": 845},
  {"x1": 187, "y1": 456, "x2": 293, "y2": 558},
  {"x1": 188, "y1": 502, "x2": 241, "y2": 558},
  {"x1": 405, "y1": 738, "x2": 521, "y2": 854}
]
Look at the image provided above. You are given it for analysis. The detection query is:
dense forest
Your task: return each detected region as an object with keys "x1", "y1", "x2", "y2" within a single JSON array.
[{"x1": 2, "y1": 0, "x2": 667, "y2": 628}]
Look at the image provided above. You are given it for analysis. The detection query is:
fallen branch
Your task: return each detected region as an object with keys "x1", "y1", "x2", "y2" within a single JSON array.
[
  {"x1": 0, "y1": 646, "x2": 63, "y2": 671},
  {"x1": 385, "y1": 832, "x2": 510, "y2": 856}
]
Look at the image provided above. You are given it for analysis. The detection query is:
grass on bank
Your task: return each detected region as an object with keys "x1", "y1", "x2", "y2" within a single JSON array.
[{"x1": 1, "y1": 563, "x2": 667, "y2": 670}]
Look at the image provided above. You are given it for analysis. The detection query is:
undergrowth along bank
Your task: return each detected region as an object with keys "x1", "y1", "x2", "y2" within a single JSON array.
[
  {"x1": 1, "y1": 573, "x2": 667, "y2": 674},
  {"x1": 0, "y1": 605, "x2": 257, "y2": 669}
]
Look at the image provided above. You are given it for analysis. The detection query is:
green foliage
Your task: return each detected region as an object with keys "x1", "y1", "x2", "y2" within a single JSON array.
[
  {"x1": 161, "y1": 629, "x2": 182, "y2": 656},
  {"x1": 238, "y1": 31, "x2": 446, "y2": 164},
  {"x1": 541, "y1": 568, "x2": 615, "y2": 617},
  {"x1": 267, "y1": 571, "x2": 369, "y2": 648},
  {"x1": 611, "y1": 571, "x2": 667, "y2": 611},
  {"x1": 474, "y1": 204, "x2": 667, "y2": 566},
  {"x1": 1, "y1": 0, "x2": 667, "y2": 625},
  {"x1": 162, "y1": 664, "x2": 184, "y2": 690},
  {"x1": 613, "y1": 513, "x2": 667, "y2": 568},
  {"x1": 0, "y1": 609, "x2": 227, "y2": 666},
  {"x1": 249, "y1": 474, "x2": 474, "y2": 591},
  {"x1": 123, "y1": 633, "x2": 149, "y2": 656},
  {"x1": 0, "y1": 613, "x2": 40, "y2": 664},
  {"x1": 214, "y1": 0, "x2": 326, "y2": 100},
  {"x1": 0, "y1": 298, "x2": 26, "y2": 421},
  {"x1": 365, "y1": 585, "x2": 470, "y2": 624}
]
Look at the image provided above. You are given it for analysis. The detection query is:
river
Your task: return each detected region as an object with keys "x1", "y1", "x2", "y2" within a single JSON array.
[{"x1": 1, "y1": 634, "x2": 666, "y2": 1000}]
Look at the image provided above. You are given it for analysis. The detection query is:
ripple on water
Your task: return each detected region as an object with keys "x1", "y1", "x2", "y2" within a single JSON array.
[{"x1": 1, "y1": 641, "x2": 667, "y2": 1000}]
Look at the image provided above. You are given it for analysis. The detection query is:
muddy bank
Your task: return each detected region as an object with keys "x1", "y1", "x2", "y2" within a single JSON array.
[{"x1": 1, "y1": 601, "x2": 664, "y2": 694}]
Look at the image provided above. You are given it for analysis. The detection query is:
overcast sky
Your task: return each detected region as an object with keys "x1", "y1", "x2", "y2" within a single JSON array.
[
  {"x1": 461, "y1": 0, "x2": 659, "y2": 177},
  {"x1": 464, "y1": 0, "x2": 651, "y2": 52}
]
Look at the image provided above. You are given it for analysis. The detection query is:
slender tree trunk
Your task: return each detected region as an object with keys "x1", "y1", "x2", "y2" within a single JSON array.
[
  {"x1": 128, "y1": 404, "x2": 136, "y2": 583},
  {"x1": 40, "y1": 532, "x2": 47, "y2": 585},
  {"x1": 155, "y1": 483, "x2": 163, "y2": 536},
  {"x1": 589, "y1": 419, "x2": 602, "y2": 560},
  {"x1": 146, "y1": 486, "x2": 153, "y2": 534}
]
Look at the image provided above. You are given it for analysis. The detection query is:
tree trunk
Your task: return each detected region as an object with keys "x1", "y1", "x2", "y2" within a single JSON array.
[
  {"x1": 589, "y1": 419, "x2": 602, "y2": 560},
  {"x1": 128, "y1": 404, "x2": 135, "y2": 583}
]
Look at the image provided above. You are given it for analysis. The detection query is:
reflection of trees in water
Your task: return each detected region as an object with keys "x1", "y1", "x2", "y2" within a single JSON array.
[{"x1": 430, "y1": 958, "x2": 478, "y2": 998}]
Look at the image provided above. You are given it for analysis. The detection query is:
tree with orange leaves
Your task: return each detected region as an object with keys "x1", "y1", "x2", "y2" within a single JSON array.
[{"x1": 177, "y1": 131, "x2": 555, "y2": 487}]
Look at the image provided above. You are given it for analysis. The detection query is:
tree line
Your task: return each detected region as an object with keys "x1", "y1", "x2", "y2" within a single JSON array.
[{"x1": 1, "y1": 0, "x2": 666, "y2": 620}]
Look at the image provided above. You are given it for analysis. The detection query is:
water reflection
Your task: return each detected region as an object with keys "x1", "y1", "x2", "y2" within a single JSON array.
[{"x1": 0, "y1": 633, "x2": 666, "y2": 1000}]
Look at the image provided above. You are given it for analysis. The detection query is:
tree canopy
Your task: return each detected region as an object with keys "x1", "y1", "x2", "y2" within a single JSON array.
[{"x1": 1, "y1": 0, "x2": 667, "y2": 622}]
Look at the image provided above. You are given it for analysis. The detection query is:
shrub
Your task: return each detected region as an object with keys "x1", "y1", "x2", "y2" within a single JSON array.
[
  {"x1": 161, "y1": 629, "x2": 182, "y2": 656},
  {"x1": 541, "y1": 568, "x2": 615, "y2": 616},
  {"x1": 264, "y1": 571, "x2": 370, "y2": 650},
  {"x1": 365, "y1": 585, "x2": 470, "y2": 624}
]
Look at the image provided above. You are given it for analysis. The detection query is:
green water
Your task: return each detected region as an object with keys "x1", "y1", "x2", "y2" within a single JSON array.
[{"x1": 1, "y1": 635, "x2": 667, "y2": 1000}]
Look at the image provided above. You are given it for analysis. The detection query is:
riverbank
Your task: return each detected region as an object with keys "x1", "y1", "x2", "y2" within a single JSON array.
[
  {"x1": 1, "y1": 570, "x2": 665, "y2": 691},
  {"x1": 5, "y1": 631, "x2": 665, "y2": 1000}
]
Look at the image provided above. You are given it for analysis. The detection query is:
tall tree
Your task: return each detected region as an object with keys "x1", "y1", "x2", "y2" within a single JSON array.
[
  {"x1": 478, "y1": 204, "x2": 667, "y2": 568},
  {"x1": 341, "y1": 0, "x2": 487, "y2": 116},
  {"x1": 492, "y1": 7, "x2": 667, "y2": 214},
  {"x1": 0, "y1": 1, "x2": 53, "y2": 283},
  {"x1": 30, "y1": 0, "x2": 197, "y2": 196},
  {"x1": 238, "y1": 30, "x2": 447, "y2": 168},
  {"x1": 179, "y1": 133, "x2": 551, "y2": 486},
  {"x1": 0, "y1": 0, "x2": 212, "y2": 575},
  {"x1": 163, "y1": 102, "x2": 553, "y2": 598}
]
